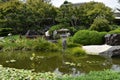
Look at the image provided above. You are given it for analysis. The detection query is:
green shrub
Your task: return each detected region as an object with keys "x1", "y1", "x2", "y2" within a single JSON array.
[
  {"x1": 2, "y1": 37, "x2": 60, "y2": 52},
  {"x1": 67, "y1": 43, "x2": 81, "y2": 48},
  {"x1": 24, "y1": 38, "x2": 59, "y2": 52},
  {"x1": 49, "y1": 24, "x2": 64, "y2": 39},
  {"x1": 33, "y1": 38, "x2": 59, "y2": 52},
  {"x1": 109, "y1": 28, "x2": 120, "y2": 34},
  {"x1": 0, "y1": 28, "x2": 13, "y2": 36},
  {"x1": 110, "y1": 24, "x2": 120, "y2": 30},
  {"x1": 66, "y1": 37, "x2": 82, "y2": 48},
  {"x1": 73, "y1": 30, "x2": 107, "y2": 45},
  {"x1": 90, "y1": 18, "x2": 111, "y2": 32},
  {"x1": 71, "y1": 47, "x2": 86, "y2": 56},
  {"x1": 49, "y1": 24, "x2": 62, "y2": 34},
  {"x1": 67, "y1": 27, "x2": 77, "y2": 36},
  {"x1": 49, "y1": 24, "x2": 69, "y2": 34},
  {"x1": 73, "y1": 30, "x2": 89, "y2": 45}
]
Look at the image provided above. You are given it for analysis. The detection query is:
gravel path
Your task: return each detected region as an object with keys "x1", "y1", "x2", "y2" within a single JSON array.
[{"x1": 82, "y1": 44, "x2": 112, "y2": 55}]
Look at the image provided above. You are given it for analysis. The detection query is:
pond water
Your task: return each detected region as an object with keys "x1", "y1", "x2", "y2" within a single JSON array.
[{"x1": 0, "y1": 51, "x2": 120, "y2": 75}]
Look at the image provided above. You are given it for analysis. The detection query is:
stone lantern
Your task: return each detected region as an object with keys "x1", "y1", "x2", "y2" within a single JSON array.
[{"x1": 57, "y1": 28, "x2": 70, "y2": 50}]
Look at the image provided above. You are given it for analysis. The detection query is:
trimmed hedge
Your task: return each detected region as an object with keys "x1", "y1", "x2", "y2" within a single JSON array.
[{"x1": 73, "y1": 30, "x2": 107, "y2": 45}]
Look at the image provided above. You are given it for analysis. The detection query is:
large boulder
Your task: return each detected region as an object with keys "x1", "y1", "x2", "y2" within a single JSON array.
[
  {"x1": 100, "y1": 46, "x2": 120, "y2": 58},
  {"x1": 105, "y1": 34, "x2": 120, "y2": 46}
]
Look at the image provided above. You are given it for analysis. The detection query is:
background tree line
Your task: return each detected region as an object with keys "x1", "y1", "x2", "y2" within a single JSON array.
[
  {"x1": 0, "y1": 0, "x2": 117, "y2": 35},
  {"x1": 0, "y1": 0, "x2": 57, "y2": 34}
]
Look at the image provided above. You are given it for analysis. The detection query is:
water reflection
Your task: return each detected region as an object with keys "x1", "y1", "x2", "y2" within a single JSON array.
[
  {"x1": 0, "y1": 51, "x2": 120, "y2": 75},
  {"x1": 111, "y1": 65, "x2": 120, "y2": 72},
  {"x1": 71, "y1": 68, "x2": 81, "y2": 76},
  {"x1": 54, "y1": 68, "x2": 63, "y2": 75}
]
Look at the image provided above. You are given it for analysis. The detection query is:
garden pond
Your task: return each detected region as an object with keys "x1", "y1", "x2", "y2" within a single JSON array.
[{"x1": 0, "y1": 51, "x2": 120, "y2": 76}]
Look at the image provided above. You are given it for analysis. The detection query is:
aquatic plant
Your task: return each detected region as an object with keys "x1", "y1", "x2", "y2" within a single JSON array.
[
  {"x1": 58, "y1": 70, "x2": 120, "y2": 80},
  {"x1": 1, "y1": 37, "x2": 60, "y2": 52},
  {"x1": 71, "y1": 47, "x2": 86, "y2": 56},
  {"x1": 0, "y1": 66, "x2": 120, "y2": 80}
]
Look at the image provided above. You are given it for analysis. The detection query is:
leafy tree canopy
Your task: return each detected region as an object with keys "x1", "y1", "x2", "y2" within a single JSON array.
[
  {"x1": 56, "y1": 1, "x2": 114, "y2": 29},
  {"x1": 78, "y1": 1, "x2": 114, "y2": 27},
  {"x1": 0, "y1": 0, "x2": 57, "y2": 34}
]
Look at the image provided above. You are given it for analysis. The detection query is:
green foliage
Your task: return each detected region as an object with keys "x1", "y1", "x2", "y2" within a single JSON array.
[
  {"x1": 67, "y1": 27, "x2": 77, "y2": 35},
  {"x1": 71, "y1": 47, "x2": 86, "y2": 56},
  {"x1": 90, "y1": 18, "x2": 111, "y2": 32},
  {"x1": 49, "y1": 24, "x2": 63, "y2": 34},
  {"x1": 78, "y1": 2, "x2": 114, "y2": 27},
  {"x1": 32, "y1": 38, "x2": 59, "y2": 51},
  {"x1": 56, "y1": 1, "x2": 114, "y2": 31},
  {"x1": 56, "y1": 2, "x2": 79, "y2": 27},
  {"x1": 110, "y1": 24, "x2": 120, "y2": 30},
  {"x1": 109, "y1": 28, "x2": 120, "y2": 34},
  {"x1": 73, "y1": 30, "x2": 107, "y2": 45},
  {"x1": 0, "y1": 0, "x2": 57, "y2": 34},
  {"x1": 1, "y1": 36, "x2": 60, "y2": 52},
  {"x1": 67, "y1": 42, "x2": 81, "y2": 48},
  {"x1": 49, "y1": 24, "x2": 72, "y2": 39},
  {"x1": 0, "y1": 66, "x2": 57, "y2": 80},
  {"x1": 58, "y1": 70, "x2": 120, "y2": 80},
  {"x1": 67, "y1": 37, "x2": 81, "y2": 48},
  {"x1": 0, "y1": 0, "x2": 25, "y2": 33},
  {"x1": 0, "y1": 28, "x2": 13, "y2": 36},
  {"x1": 0, "y1": 0, "x2": 114, "y2": 34},
  {"x1": 49, "y1": 24, "x2": 77, "y2": 36},
  {"x1": 1, "y1": 66, "x2": 120, "y2": 80},
  {"x1": 76, "y1": 25, "x2": 87, "y2": 30}
]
